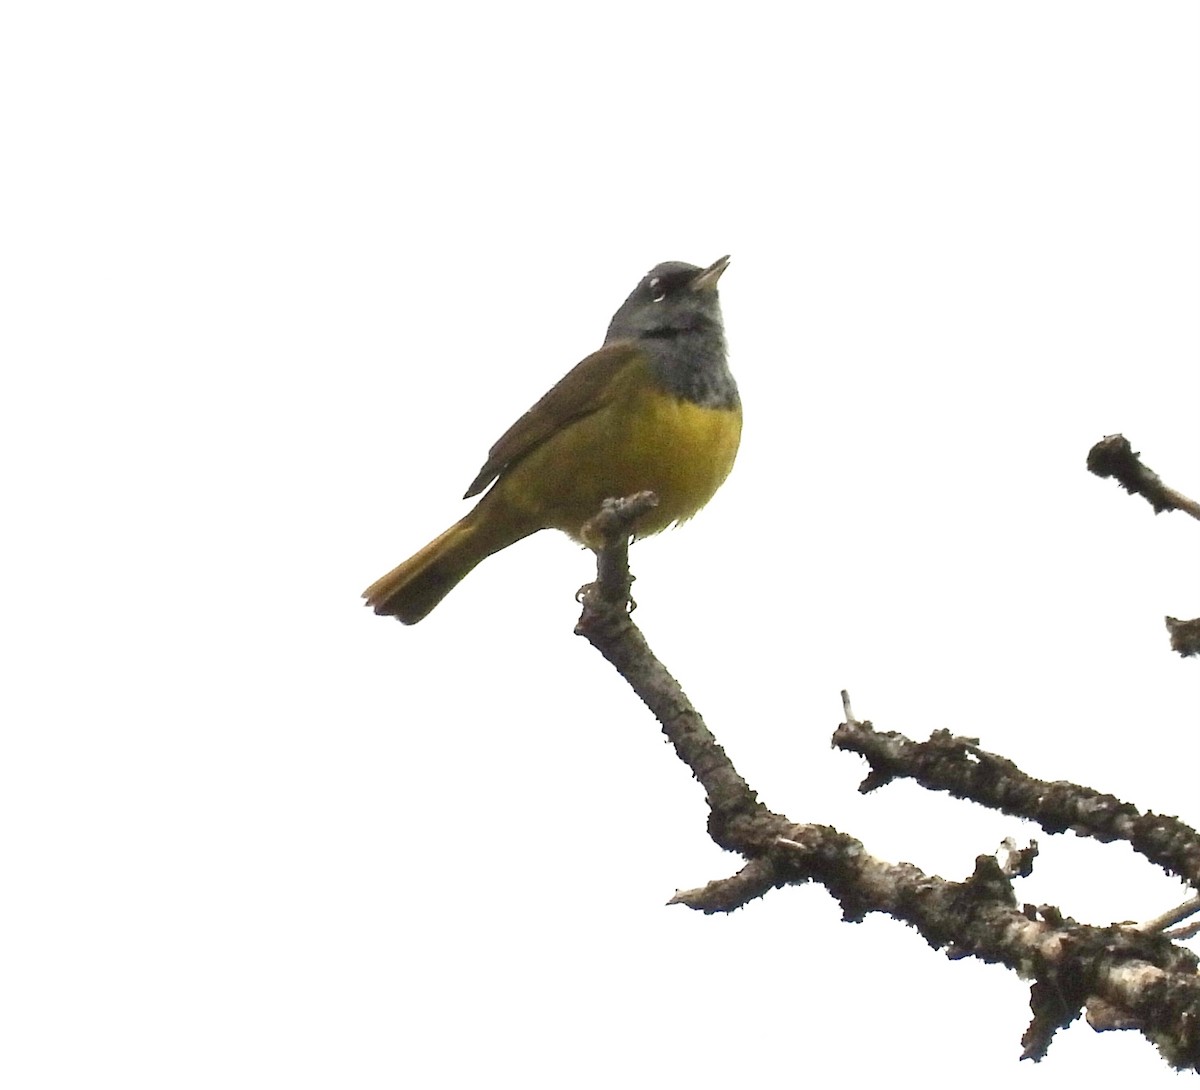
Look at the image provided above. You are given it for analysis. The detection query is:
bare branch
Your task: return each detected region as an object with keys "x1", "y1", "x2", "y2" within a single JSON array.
[
  {"x1": 1087, "y1": 433, "x2": 1200, "y2": 519},
  {"x1": 669, "y1": 858, "x2": 779, "y2": 911},
  {"x1": 576, "y1": 495, "x2": 760, "y2": 837},
  {"x1": 577, "y1": 490, "x2": 659, "y2": 608},
  {"x1": 573, "y1": 510, "x2": 1200, "y2": 1069},
  {"x1": 832, "y1": 721, "x2": 1200, "y2": 892},
  {"x1": 1166, "y1": 616, "x2": 1200, "y2": 659},
  {"x1": 1141, "y1": 896, "x2": 1200, "y2": 936}
]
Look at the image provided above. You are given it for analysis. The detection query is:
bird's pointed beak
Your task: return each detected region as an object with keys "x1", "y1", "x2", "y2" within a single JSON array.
[{"x1": 690, "y1": 255, "x2": 731, "y2": 293}]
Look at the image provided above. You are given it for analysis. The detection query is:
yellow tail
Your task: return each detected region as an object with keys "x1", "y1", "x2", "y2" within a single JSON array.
[{"x1": 362, "y1": 499, "x2": 540, "y2": 624}]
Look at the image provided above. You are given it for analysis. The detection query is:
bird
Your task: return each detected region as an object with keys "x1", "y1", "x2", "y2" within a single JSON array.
[{"x1": 363, "y1": 255, "x2": 741, "y2": 624}]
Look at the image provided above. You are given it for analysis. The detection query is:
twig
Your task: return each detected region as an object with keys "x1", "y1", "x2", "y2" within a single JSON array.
[
  {"x1": 575, "y1": 492, "x2": 760, "y2": 835},
  {"x1": 1140, "y1": 895, "x2": 1200, "y2": 935},
  {"x1": 832, "y1": 722, "x2": 1200, "y2": 892},
  {"x1": 577, "y1": 491, "x2": 659, "y2": 608},
  {"x1": 1087, "y1": 434, "x2": 1200, "y2": 520}
]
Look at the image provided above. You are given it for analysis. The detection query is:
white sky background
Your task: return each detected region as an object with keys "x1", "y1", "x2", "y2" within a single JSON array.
[{"x1": 3, "y1": 2, "x2": 1198, "y2": 1086}]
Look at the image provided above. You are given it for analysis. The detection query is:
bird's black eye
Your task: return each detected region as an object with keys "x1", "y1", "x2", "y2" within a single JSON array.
[{"x1": 647, "y1": 276, "x2": 666, "y2": 303}]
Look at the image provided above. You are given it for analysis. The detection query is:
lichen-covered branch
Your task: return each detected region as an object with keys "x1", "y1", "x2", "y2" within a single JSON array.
[
  {"x1": 831, "y1": 721, "x2": 1200, "y2": 892},
  {"x1": 574, "y1": 503, "x2": 1200, "y2": 1070}
]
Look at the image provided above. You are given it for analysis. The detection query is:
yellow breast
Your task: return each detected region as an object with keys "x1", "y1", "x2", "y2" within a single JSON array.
[{"x1": 492, "y1": 360, "x2": 742, "y2": 540}]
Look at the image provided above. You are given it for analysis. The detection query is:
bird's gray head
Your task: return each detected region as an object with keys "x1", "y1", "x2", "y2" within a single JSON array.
[
  {"x1": 604, "y1": 256, "x2": 730, "y2": 345},
  {"x1": 603, "y1": 256, "x2": 737, "y2": 409}
]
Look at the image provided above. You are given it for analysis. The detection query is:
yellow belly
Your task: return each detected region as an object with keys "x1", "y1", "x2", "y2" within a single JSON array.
[{"x1": 491, "y1": 372, "x2": 743, "y2": 541}]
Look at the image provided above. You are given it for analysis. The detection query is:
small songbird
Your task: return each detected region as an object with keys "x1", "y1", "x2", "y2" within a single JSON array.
[{"x1": 363, "y1": 256, "x2": 741, "y2": 624}]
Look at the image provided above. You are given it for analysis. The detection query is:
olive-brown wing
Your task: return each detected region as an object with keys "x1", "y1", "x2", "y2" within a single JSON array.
[{"x1": 463, "y1": 341, "x2": 643, "y2": 498}]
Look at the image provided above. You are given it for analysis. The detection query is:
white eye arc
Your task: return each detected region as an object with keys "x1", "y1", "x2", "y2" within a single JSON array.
[{"x1": 648, "y1": 277, "x2": 666, "y2": 303}]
